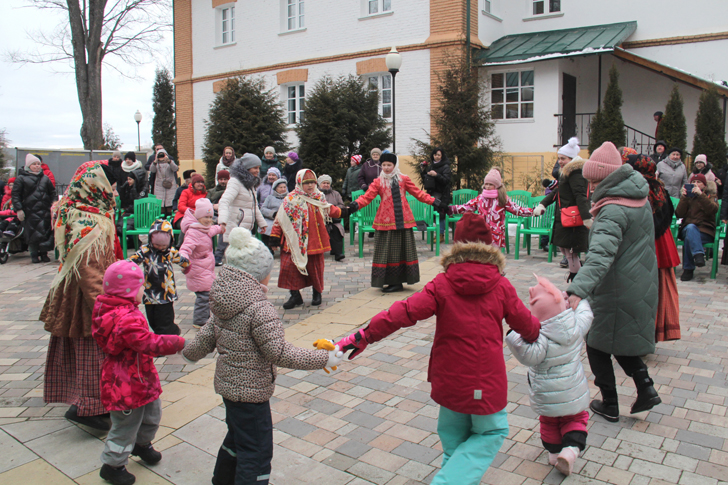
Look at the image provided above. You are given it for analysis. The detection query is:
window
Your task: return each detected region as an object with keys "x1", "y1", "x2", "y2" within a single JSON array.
[
  {"x1": 490, "y1": 70, "x2": 534, "y2": 120},
  {"x1": 287, "y1": 0, "x2": 304, "y2": 30},
  {"x1": 221, "y1": 6, "x2": 235, "y2": 44},
  {"x1": 532, "y1": 0, "x2": 560, "y2": 15},
  {"x1": 286, "y1": 84, "x2": 305, "y2": 124},
  {"x1": 484, "y1": 0, "x2": 491, "y2": 14},
  {"x1": 367, "y1": 74, "x2": 392, "y2": 119},
  {"x1": 368, "y1": 0, "x2": 392, "y2": 15}
]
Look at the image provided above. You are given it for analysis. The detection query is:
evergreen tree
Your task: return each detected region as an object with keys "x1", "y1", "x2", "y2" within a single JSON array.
[
  {"x1": 101, "y1": 123, "x2": 121, "y2": 150},
  {"x1": 297, "y1": 75, "x2": 391, "y2": 184},
  {"x1": 202, "y1": 76, "x2": 288, "y2": 187},
  {"x1": 0, "y1": 130, "x2": 8, "y2": 169},
  {"x1": 692, "y1": 87, "x2": 727, "y2": 168},
  {"x1": 657, "y1": 84, "x2": 687, "y2": 153},
  {"x1": 412, "y1": 58, "x2": 500, "y2": 190},
  {"x1": 588, "y1": 65, "x2": 625, "y2": 153},
  {"x1": 152, "y1": 68, "x2": 178, "y2": 161}
]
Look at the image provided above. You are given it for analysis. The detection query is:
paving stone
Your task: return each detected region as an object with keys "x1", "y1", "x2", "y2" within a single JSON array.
[
  {"x1": 336, "y1": 439, "x2": 372, "y2": 459},
  {"x1": 276, "y1": 417, "x2": 320, "y2": 438},
  {"x1": 390, "y1": 441, "x2": 441, "y2": 464}
]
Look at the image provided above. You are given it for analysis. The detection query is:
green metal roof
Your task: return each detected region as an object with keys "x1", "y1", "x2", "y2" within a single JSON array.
[{"x1": 476, "y1": 21, "x2": 637, "y2": 66}]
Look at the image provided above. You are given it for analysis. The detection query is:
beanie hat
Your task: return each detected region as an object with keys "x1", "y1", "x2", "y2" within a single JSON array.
[
  {"x1": 217, "y1": 170, "x2": 230, "y2": 181},
  {"x1": 264, "y1": 146, "x2": 275, "y2": 155},
  {"x1": 103, "y1": 260, "x2": 145, "y2": 299},
  {"x1": 654, "y1": 111, "x2": 663, "y2": 117},
  {"x1": 240, "y1": 153, "x2": 262, "y2": 170},
  {"x1": 692, "y1": 173, "x2": 707, "y2": 185},
  {"x1": 654, "y1": 140, "x2": 667, "y2": 150},
  {"x1": 371, "y1": 148, "x2": 382, "y2": 157},
  {"x1": 225, "y1": 227, "x2": 274, "y2": 282},
  {"x1": 483, "y1": 168, "x2": 503, "y2": 188},
  {"x1": 454, "y1": 212, "x2": 493, "y2": 245},
  {"x1": 182, "y1": 169, "x2": 196, "y2": 180},
  {"x1": 288, "y1": 151, "x2": 299, "y2": 162},
  {"x1": 582, "y1": 142, "x2": 623, "y2": 182},
  {"x1": 668, "y1": 147, "x2": 683, "y2": 158},
  {"x1": 124, "y1": 151, "x2": 136, "y2": 162},
  {"x1": 694, "y1": 154, "x2": 707, "y2": 165},
  {"x1": 380, "y1": 153, "x2": 397, "y2": 164},
  {"x1": 191, "y1": 173, "x2": 205, "y2": 186},
  {"x1": 112, "y1": 150, "x2": 122, "y2": 159},
  {"x1": 529, "y1": 274, "x2": 568, "y2": 322},
  {"x1": 272, "y1": 178, "x2": 288, "y2": 191},
  {"x1": 557, "y1": 137, "x2": 580, "y2": 160},
  {"x1": 318, "y1": 174, "x2": 332, "y2": 185},
  {"x1": 150, "y1": 231, "x2": 171, "y2": 248},
  {"x1": 194, "y1": 198, "x2": 214, "y2": 219},
  {"x1": 7, "y1": 177, "x2": 15, "y2": 184},
  {"x1": 267, "y1": 167, "x2": 281, "y2": 179},
  {"x1": 351, "y1": 155, "x2": 362, "y2": 165},
  {"x1": 25, "y1": 154, "x2": 40, "y2": 168}
]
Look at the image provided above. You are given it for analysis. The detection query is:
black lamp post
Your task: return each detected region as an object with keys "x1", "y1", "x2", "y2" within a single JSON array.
[
  {"x1": 385, "y1": 47, "x2": 402, "y2": 153},
  {"x1": 134, "y1": 110, "x2": 142, "y2": 151}
]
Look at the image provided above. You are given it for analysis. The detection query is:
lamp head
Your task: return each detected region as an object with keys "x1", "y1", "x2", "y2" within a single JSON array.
[
  {"x1": 385, "y1": 47, "x2": 402, "y2": 72},
  {"x1": 134, "y1": 110, "x2": 142, "y2": 123}
]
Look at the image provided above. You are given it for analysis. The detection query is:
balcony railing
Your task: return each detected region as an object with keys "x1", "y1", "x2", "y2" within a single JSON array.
[{"x1": 555, "y1": 113, "x2": 658, "y2": 155}]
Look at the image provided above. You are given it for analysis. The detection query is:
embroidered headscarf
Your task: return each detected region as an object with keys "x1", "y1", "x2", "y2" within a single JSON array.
[
  {"x1": 378, "y1": 153, "x2": 401, "y2": 188},
  {"x1": 620, "y1": 147, "x2": 638, "y2": 163},
  {"x1": 628, "y1": 155, "x2": 667, "y2": 214},
  {"x1": 275, "y1": 169, "x2": 333, "y2": 274}
]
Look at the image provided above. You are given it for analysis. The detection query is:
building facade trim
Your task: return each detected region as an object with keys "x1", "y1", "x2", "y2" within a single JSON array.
[
  {"x1": 276, "y1": 68, "x2": 309, "y2": 85},
  {"x1": 211, "y1": 0, "x2": 237, "y2": 8},
  {"x1": 356, "y1": 58, "x2": 387, "y2": 75},
  {"x1": 622, "y1": 31, "x2": 728, "y2": 49}
]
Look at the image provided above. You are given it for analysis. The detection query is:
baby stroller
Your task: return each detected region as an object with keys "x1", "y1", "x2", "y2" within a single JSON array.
[{"x1": 0, "y1": 226, "x2": 27, "y2": 264}]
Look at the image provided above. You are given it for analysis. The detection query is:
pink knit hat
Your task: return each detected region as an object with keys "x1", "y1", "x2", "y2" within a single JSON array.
[
  {"x1": 483, "y1": 168, "x2": 502, "y2": 188},
  {"x1": 195, "y1": 198, "x2": 214, "y2": 219},
  {"x1": 25, "y1": 154, "x2": 41, "y2": 169},
  {"x1": 529, "y1": 274, "x2": 568, "y2": 322},
  {"x1": 694, "y1": 154, "x2": 707, "y2": 165},
  {"x1": 582, "y1": 142, "x2": 623, "y2": 182},
  {"x1": 103, "y1": 260, "x2": 145, "y2": 299}
]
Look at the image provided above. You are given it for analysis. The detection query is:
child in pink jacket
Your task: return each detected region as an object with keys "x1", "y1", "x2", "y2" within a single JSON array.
[{"x1": 180, "y1": 198, "x2": 225, "y2": 328}]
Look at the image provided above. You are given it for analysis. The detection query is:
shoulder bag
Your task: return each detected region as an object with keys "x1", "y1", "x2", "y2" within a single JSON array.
[{"x1": 558, "y1": 191, "x2": 584, "y2": 228}]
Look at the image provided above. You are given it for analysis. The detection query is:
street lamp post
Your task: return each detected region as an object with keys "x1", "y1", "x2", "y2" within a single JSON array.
[
  {"x1": 385, "y1": 47, "x2": 402, "y2": 153},
  {"x1": 134, "y1": 110, "x2": 142, "y2": 151}
]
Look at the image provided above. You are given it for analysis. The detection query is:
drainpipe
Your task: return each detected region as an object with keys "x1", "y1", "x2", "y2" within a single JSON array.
[
  {"x1": 466, "y1": 0, "x2": 471, "y2": 70},
  {"x1": 597, "y1": 55, "x2": 602, "y2": 109},
  {"x1": 723, "y1": 96, "x2": 727, "y2": 139}
]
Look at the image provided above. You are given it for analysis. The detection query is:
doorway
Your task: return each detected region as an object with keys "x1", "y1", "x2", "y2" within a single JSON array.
[{"x1": 561, "y1": 73, "x2": 577, "y2": 146}]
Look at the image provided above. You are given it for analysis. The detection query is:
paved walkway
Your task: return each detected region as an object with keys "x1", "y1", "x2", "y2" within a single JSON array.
[{"x1": 1, "y1": 235, "x2": 727, "y2": 484}]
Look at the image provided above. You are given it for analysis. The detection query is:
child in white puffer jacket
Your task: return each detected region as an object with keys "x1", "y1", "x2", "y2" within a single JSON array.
[{"x1": 505, "y1": 275, "x2": 593, "y2": 477}]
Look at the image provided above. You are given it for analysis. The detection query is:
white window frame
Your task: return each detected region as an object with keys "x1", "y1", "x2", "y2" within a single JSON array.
[
  {"x1": 489, "y1": 70, "x2": 534, "y2": 121},
  {"x1": 532, "y1": 0, "x2": 560, "y2": 16},
  {"x1": 283, "y1": 83, "x2": 306, "y2": 125},
  {"x1": 484, "y1": 0, "x2": 492, "y2": 14},
  {"x1": 221, "y1": 6, "x2": 235, "y2": 45},
  {"x1": 365, "y1": 73, "x2": 392, "y2": 120},
  {"x1": 286, "y1": 0, "x2": 304, "y2": 31},
  {"x1": 367, "y1": 0, "x2": 392, "y2": 16}
]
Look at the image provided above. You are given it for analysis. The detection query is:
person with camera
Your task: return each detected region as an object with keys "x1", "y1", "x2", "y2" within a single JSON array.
[
  {"x1": 150, "y1": 149, "x2": 178, "y2": 217},
  {"x1": 421, "y1": 147, "x2": 451, "y2": 242},
  {"x1": 676, "y1": 173, "x2": 718, "y2": 281}
]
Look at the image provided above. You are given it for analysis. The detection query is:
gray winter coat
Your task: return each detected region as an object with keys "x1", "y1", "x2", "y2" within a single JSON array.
[
  {"x1": 182, "y1": 265, "x2": 328, "y2": 403},
  {"x1": 656, "y1": 158, "x2": 688, "y2": 198},
  {"x1": 568, "y1": 164, "x2": 658, "y2": 356},
  {"x1": 150, "y1": 159, "x2": 179, "y2": 207},
  {"x1": 260, "y1": 180, "x2": 287, "y2": 235},
  {"x1": 506, "y1": 301, "x2": 593, "y2": 417}
]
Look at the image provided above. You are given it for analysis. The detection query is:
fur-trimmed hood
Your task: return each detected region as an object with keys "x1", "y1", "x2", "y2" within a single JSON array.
[
  {"x1": 560, "y1": 157, "x2": 585, "y2": 178},
  {"x1": 230, "y1": 159, "x2": 260, "y2": 190},
  {"x1": 441, "y1": 242, "x2": 505, "y2": 296}
]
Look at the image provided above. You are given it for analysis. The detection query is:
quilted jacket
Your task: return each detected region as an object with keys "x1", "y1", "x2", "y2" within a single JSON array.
[
  {"x1": 182, "y1": 265, "x2": 329, "y2": 403},
  {"x1": 179, "y1": 209, "x2": 224, "y2": 293},
  {"x1": 11, "y1": 168, "x2": 56, "y2": 245},
  {"x1": 354, "y1": 176, "x2": 434, "y2": 231},
  {"x1": 173, "y1": 184, "x2": 207, "y2": 224},
  {"x1": 92, "y1": 294, "x2": 185, "y2": 411},
  {"x1": 568, "y1": 164, "x2": 658, "y2": 356},
  {"x1": 505, "y1": 300, "x2": 593, "y2": 417}
]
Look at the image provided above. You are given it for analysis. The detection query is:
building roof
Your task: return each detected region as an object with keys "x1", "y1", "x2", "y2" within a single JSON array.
[{"x1": 476, "y1": 21, "x2": 637, "y2": 66}]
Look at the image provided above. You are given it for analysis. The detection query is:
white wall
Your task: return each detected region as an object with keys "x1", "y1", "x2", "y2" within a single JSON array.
[{"x1": 630, "y1": 40, "x2": 728, "y2": 85}]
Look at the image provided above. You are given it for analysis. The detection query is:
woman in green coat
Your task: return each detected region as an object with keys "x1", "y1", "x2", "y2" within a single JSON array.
[{"x1": 567, "y1": 142, "x2": 661, "y2": 423}]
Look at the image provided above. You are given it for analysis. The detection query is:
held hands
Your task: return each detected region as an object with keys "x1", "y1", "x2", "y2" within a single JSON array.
[
  {"x1": 312, "y1": 339, "x2": 344, "y2": 373},
  {"x1": 16, "y1": 210, "x2": 25, "y2": 222},
  {"x1": 446, "y1": 205, "x2": 456, "y2": 216},
  {"x1": 432, "y1": 198, "x2": 442, "y2": 210},
  {"x1": 348, "y1": 201, "x2": 359, "y2": 214},
  {"x1": 268, "y1": 236, "x2": 281, "y2": 249},
  {"x1": 336, "y1": 329, "x2": 369, "y2": 360},
  {"x1": 583, "y1": 218, "x2": 593, "y2": 229},
  {"x1": 568, "y1": 294, "x2": 582, "y2": 311},
  {"x1": 533, "y1": 204, "x2": 546, "y2": 217}
]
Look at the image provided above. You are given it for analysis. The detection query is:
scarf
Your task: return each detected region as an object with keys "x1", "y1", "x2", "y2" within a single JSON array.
[
  {"x1": 51, "y1": 161, "x2": 116, "y2": 291},
  {"x1": 663, "y1": 157, "x2": 683, "y2": 170},
  {"x1": 220, "y1": 146, "x2": 236, "y2": 167},
  {"x1": 481, "y1": 189, "x2": 499, "y2": 198},
  {"x1": 275, "y1": 169, "x2": 332, "y2": 274},
  {"x1": 628, "y1": 155, "x2": 667, "y2": 214},
  {"x1": 590, "y1": 196, "x2": 648, "y2": 218},
  {"x1": 122, "y1": 160, "x2": 142, "y2": 172},
  {"x1": 231, "y1": 159, "x2": 260, "y2": 190},
  {"x1": 378, "y1": 157, "x2": 401, "y2": 188}
]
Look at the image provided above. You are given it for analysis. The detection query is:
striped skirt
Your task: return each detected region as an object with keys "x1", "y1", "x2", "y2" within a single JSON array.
[
  {"x1": 655, "y1": 267, "x2": 681, "y2": 342},
  {"x1": 371, "y1": 229, "x2": 420, "y2": 288}
]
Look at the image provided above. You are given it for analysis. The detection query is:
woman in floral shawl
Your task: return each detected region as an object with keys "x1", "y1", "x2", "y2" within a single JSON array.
[
  {"x1": 269, "y1": 169, "x2": 343, "y2": 309},
  {"x1": 40, "y1": 161, "x2": 118, "y2": 431}
]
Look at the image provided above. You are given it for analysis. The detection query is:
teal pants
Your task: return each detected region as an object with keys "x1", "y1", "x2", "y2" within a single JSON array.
[{"x1": 431, "y1": 406, "x2": 509, "y2": 485}]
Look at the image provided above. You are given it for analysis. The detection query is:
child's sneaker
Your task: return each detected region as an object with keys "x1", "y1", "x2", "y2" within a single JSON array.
[
  {"x1": 131, "y1": 443, "x2": 162, "y2": 465},
  {"x1": 555, "y1": 446, "x2": 579, "y2": 476},
  {"x1": 548, "y1": 452, "x2": 558, "y2": 466},
  {"x1": 99, "y1": 464, "x2": 136, "y2": 485},
  {"x1": 192, "y1": 323, "x2": 202, "y2": 329}
]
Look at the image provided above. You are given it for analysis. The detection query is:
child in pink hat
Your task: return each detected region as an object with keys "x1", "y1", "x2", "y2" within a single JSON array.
[
  {"x1": 506, "y1": 275, "x2": 593, "y2": 476},
  {"x1": 447, "y1": 168, "x2": 532, "y2": 249},
  {"x1": 179, "y1": 198, "x2": 225, "y2": 328},
  {"x1": 92, "y1": 260, "x2": 186, "y2": 485}
]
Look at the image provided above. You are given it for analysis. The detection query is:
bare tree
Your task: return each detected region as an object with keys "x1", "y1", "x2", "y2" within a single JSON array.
[{"x1": 8, "y1": 0, "x2": 171, "y2": 149}]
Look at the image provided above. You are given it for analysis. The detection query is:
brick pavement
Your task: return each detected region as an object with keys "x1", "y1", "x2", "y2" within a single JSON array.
[{"x1": 0, "y1": 234, "x2": 727, "y2": 484}]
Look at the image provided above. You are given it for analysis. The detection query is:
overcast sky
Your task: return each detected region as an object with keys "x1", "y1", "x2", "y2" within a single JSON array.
[{"x1": 0, "y1": 0, "x2": 173, "y2": 152}]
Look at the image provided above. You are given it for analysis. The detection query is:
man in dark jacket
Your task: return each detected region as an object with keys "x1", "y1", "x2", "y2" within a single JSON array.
[
  {"x1": 676, "y1": 174, "x2": 718, "y2": 281},
  {"x1": 107, "y1": 151, "x2": 125, "y2": 190},
  {"x1": 650, "y1": 140, "x2": 667, "y2": 163},
  {"x1": 207, "y1": 170, "x2": 229, "y2": 208}
]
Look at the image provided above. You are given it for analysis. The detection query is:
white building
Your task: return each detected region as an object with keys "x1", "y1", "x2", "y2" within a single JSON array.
[{"x1": 173, "y1": 0, "x2": 728, "y2": 185}]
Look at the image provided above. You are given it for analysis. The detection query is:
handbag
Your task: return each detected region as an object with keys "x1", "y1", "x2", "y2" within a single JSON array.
[
  {"x1": 558, "y1": 192, "x2": 583, "y2": 228},
  {"x1": 162, "y1": 179, "x2": 173, "y2": 190}
]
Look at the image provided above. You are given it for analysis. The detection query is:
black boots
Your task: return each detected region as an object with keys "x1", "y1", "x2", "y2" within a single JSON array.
[
  {"x1": 65, "y1": 405, "x2": 111, "y2": 430},
  {"x1": 311, "y1": 290, "x2": 322, "y2": 306},
  {"x1": 681, "y1": 269, "x2": 694, "y2": 281},
  {"x1": 31, "y1": 253, "x2": 40, "y2": 264},
  {"x1": 630, "y1": 369, "x2": 661, "y2": 414},
  {"x1": 282, "y1": 290, "x2": 304, "y2": 310},
  {"x1": 100, "y1": 464, "x2": 135, "y2": 485},
  {"x1": 40, "y1": 253, "x2": 51, "y2": 263},
  {"x1": 131, "y1": 443, "x2": 162, "y2": 465},
  {"x1": 382, "y1": 284, "x2": 404, "y2": 293},
  {"x1": 590, "y1": 389, "x2": 619, "y2": 423},
  {"x1": 694, "y1": 253, "x2": 706, "y2": 267}
]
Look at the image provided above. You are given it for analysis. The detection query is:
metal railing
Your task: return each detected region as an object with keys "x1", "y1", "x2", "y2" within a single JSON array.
[{"x1": 555, "y1": 113, "x2": 658, "y2": 155}]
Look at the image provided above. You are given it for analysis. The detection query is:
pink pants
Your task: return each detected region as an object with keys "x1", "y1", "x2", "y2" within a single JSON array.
[{"x1": 539, "y1": 411, "x2": 589, "y2": 452}]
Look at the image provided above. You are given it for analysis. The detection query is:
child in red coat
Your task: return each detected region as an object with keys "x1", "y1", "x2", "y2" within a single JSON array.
[
  {"x1": 337, "y1": 213, "x2": 541, "y2": 485},
  {"x1": 92, "y1": 261, "x2": 185, "y2": 485}
]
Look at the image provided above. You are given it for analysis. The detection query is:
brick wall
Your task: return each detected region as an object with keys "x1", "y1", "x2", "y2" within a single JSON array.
[{"x1": 174, "y1": 0, "x2": 195, "y2": 163}]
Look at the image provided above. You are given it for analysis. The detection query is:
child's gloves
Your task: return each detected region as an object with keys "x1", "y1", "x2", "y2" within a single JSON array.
[
  {"x1": 182, "y1": 264, "x2": 191, "y2": 275},
  {"x1": 177, "y1": 337, "x2": 186, "y2": 352},
  {"x1": 533, "y1": 204, "x2": 546, "y2": 217},
  {"x1": 446, "y1": 205, "x2": 456, "y2": 216},
  {"x1": 313, "y1": 339, "x2": 343, "y2": 374},
  {"x1": 336, "y1": 329, "x2": 369, "y2": 360}
]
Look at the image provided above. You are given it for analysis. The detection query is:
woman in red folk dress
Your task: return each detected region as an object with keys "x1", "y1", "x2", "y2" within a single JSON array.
[
  {"x1": 269, "y1": 169, "x2": 343, "y2": 309},
  {"x1": 350, "y1": 153, "x2": 441, "y2": 293}
]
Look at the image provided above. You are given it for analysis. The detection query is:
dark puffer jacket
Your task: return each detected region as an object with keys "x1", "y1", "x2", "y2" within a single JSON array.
[
  {"x1": 118, "y1": 169, "x2": 148, "y2": 213},
  {"x1": 283, "y1": 159, "x2": 302, "y2": 193},
  {"x1": 541, "y1": 158, "x2": 591, "y2": 252},
  {"x1": 11, "y1": 168, "x2": 56, "y2": 246},
  {"x1": 421, "y1": 157, "x2": 452, "y2": 216}
]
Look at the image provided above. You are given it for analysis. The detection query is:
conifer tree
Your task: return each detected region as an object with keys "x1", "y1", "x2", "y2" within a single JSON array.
[
  {"x1": 202, "y1": 76, "x2": 288, "y2": 186},
  {"x1": 152, "y1": 68, "x2": 178, "y2": 161},
  {"x1": 297, "y1": 75, "x2": 391, "y2": 184},
  {"x1": 589, "y1": 65, "x2": 625, "y2": 153},
  {"x1": 692, "y1": 87, "x2": 727, "y2": 168},
  {"x1": 657, "y1": 84, "x2": 687, "y2": 153}
]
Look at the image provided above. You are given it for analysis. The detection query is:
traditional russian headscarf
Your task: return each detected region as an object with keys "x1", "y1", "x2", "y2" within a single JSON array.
[
  {"x1": 620, "y1": 147, "x2": 638, "y2": 163},
  {"x1": 275, "y1": 169, "x2": 333, "y2": 274},
  {"x1": 628, "y1": 155, "x2": 667, "y2": 214},
  {"x1": 378, "y1": 153, "x2": 401, "y2": 188}
]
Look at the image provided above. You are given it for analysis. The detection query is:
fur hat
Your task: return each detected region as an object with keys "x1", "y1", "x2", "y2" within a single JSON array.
[
  {"x1": 692, "y1": 173, "x2": 707, "y2": 185},
  {"x1": 371, "y1": 148, "x2": 382, "y2": 157},
  {"x1": 191, "y1": 173, "x2": 205, "y2": 186},
  {"x1": 318, "y1": 174, "x2": 332, "y2": 185},
  {"x1": 668, "y1": 147, "x2": 683, "y2": 158},
  {"x1": 483, "y1": 168, "x2": 502, "y2": 188},
  {"x1": 287, "y1": 151, "x2": 299, "y2": 162},
  {"x1": 194, "y1": 198, "x2": 214, "y2": 219},
  {"x1": 380, "y1": 153, "x2": 397, "y2": 164},
  {"x1": 264, "y1": 146, "x2": 275, "y2": 155},
  {"x1": 225, "y1": 227, "x2": 274, "y2": 282},
  {"x1": 217, "y1": 170, "x2": 230, "y2": 181},
  {"x1": 529, "y1": 274, "x2": 568, "y2": 322},
  {"x1": 103, "y1": 260, "x2": 145, "y2": 299},
  {"x1": 240, "y1": 153, "x2": 262, "y2": 171},
  {"x1": 351, "y1": 155, "x2": 362, "y2": 165},
  {"x1": 583, "y1": 142, "x2": 623, "y2": 182},
  {"x1": 25, "y1": 154, "x2": 41, "y2": 169},
  {"x1": 694, "y1": 154, "x2": 707, "y2": 165},
  {"x1": 454, "y1": 212, "x2": 493, "y2": 245},
  {"x1": 124, "y1": 151, "x2": 136, "y2": 162},
  {"x1": 182, "y1": 169, "x2": 196, "y2": 180},
  {"x1": 558, "y1": 137, "x2": 580, "y2": 160}
]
